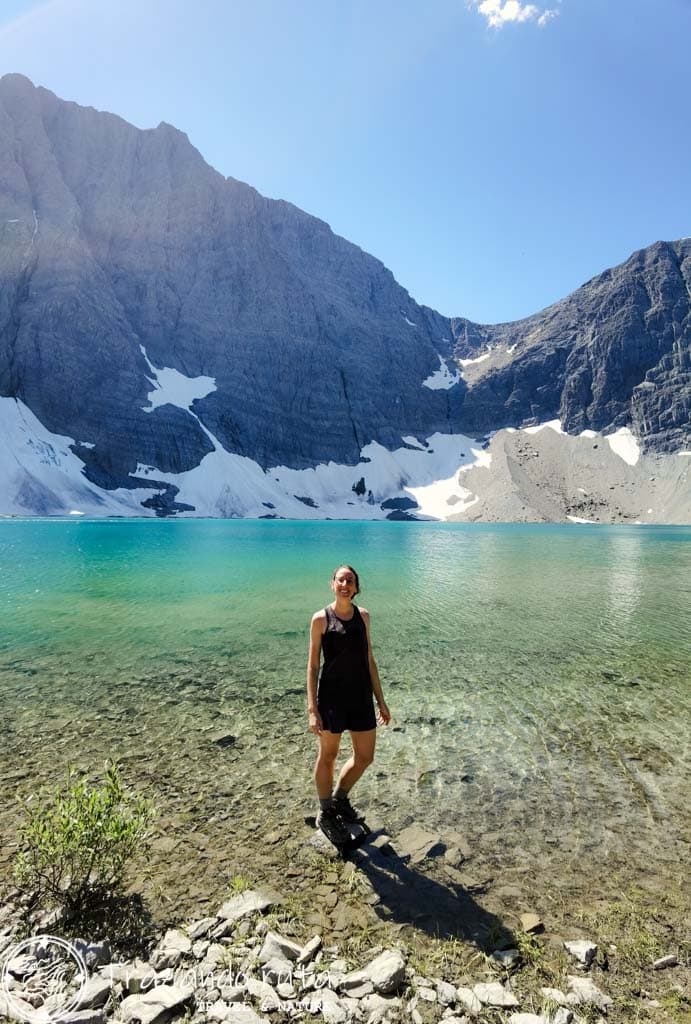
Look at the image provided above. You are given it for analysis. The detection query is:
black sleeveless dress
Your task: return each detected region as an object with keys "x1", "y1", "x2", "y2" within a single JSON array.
[{"x1": 317, "y1": 605, "x2": 376, "y2": 733}]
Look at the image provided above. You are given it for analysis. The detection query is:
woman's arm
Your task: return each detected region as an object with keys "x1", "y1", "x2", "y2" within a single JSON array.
[
  {"x1": 360, "y1": 608, "x2": 391, "y2": 725},
  {"x1": 307, "y1": 612, "x2": 325, "y2": 734}
]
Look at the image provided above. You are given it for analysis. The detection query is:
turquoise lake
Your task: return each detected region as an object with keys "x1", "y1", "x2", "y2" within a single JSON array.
[{"x1": 1, "y1": 519, "x2": 689, "y2": 915}]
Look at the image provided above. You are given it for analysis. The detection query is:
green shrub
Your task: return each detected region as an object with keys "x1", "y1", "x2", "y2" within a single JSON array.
[{"x1": 13, "y1": 762, "x2": 154, "y2": 913}]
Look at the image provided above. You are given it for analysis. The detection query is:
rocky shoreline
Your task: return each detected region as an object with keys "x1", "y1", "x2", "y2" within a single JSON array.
[{"x1": 0, "y1": 822, "x2": 688, "y2": 1024}]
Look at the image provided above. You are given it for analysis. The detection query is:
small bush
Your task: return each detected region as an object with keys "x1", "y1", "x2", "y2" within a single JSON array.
[{"x1": 13, "y1": 761, "x2": 153, "y2": 913}]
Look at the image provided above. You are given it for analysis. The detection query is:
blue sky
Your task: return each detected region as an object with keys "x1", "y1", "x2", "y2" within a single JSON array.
[{"x1": 1, "y1": 0, "x2": 690, "y2": 323}]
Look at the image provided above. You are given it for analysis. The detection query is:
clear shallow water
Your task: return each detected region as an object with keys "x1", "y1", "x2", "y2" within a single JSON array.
[{"x1": 1, "y1": 520, "x2": 689, "y2": 914}]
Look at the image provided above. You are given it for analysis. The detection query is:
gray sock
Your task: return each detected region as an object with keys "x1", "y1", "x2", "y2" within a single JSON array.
[
  {"x1": 319, "y1": 797, "x2": 334, "y2": 811},
  {"x1": 334, "y1": 787, "x2": 349, "y2": 801}
]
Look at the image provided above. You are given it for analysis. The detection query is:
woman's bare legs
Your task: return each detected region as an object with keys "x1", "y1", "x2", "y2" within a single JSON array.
[
  {"x1": 314, "y1": 729, "x2": 342, "y2": 799},
  {"x1": 335, "y1": 728, "x2": 376, "y2": 794}
]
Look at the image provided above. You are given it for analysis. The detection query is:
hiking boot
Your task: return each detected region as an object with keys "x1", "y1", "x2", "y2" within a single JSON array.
[
  {"x1": 333, "y1": 793, "x2": 364, "y2": 824},
  {"x1": 317, "y1": 805, "x2": 350, "y2": 846}
]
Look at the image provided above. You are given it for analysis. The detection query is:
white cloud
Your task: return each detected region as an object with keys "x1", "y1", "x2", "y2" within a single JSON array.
[
  {"x1": 471, "y1": 0, "x2": 559, "y2": 29},
  {"x1": 537, "y1": 8, "x2": 559, "y2": 25}
]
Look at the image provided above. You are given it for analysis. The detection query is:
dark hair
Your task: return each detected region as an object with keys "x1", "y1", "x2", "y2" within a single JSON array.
[{"x1": 332, "y1": 564, "x2": 360, "y2": 595}]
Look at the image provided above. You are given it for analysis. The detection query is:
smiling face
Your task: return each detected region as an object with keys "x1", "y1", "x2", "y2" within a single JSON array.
[{"x1": 331, "y1": 565, "x2": 360, "y2": 599}]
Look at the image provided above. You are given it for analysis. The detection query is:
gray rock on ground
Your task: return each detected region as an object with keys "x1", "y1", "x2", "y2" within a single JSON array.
[
  {"x1": 339, "y1": 970, "x2": 374, "y2": 997},
  {"x1": 150, "y1": 930, "x2": 192, "y2": 970},
  {"x1": 541, "y1": 986, "x2": 568, "y2": 1003},
  {"x1": 491, "y1": 947, "x2": 520, "y2": 968},
  {"x1": 359, "y1": 992, "x2": 402, "y2": 1014},
  {"x1": 563, "y1": 939, "x2": 597, "y2": 967},
  {"x1": 98, "y1": 961, "x2": 158, "y2": 996},
  {"x1": 71, "y1": 975, "x2": 113, "y2": 1010},
  {"x1": 219, "y1": 1007, "x2": 266, "y2": 1024},
  {"x1": 216, "y1": 891, "x2": 274, "y2": 923},
  {"x1": 218, "y1": 986, "x2": 245, "y2": 1003},
  {"x1": 187, "y1": 918, "x2": 216, "y2": 941},
  {"x1": 297, "y1": 934, "x2": 322, "y2": 964},
  {"x1": 117, "y1": 984, "x2": 194, "y2": 1024},
  {"x1": 53, "y1": 1012, "x2": 107, "y2": 1024},
  {"x1": 306, "y1": 988, "x2": 349, "y2": 1024},
  {"x1": 509, "y1": 1014, "x2": 573, "y2": 1024},
  {"x1": 652, "y1": 954, "x2": 678, "y2": 970},
  {"x1": 472, "y1": 981, "x2": 520, "y2": 1007},
  {"x1": 73, "y1": 939, "x2": 112, "y2": 969},
  {"x1": 258, "y1": 930, "x2": 302, "y2": 963},
  {"x1": 436, "y1": 979, "x2": 458, "y2": 1005},
  {"x1": 0, "y1": 992, "x2": 36, "y2": 1021},
  {"x1": 391, "y1": 825, "x2": 442, "y2": 864},
  {"x1": 243, "y1": 976, "x2": 281, "y2": 1011},
  {"x1": 417, "y1": 985, "x2": 437, "y2": 1001},
  {"x1": 455, "y1": 986, "x2": 483, "y2": 1013},
  {"x1": 260, "y1": 956, "x2": 294, "y2": 986},
  {"x1": 206, "y1": 1001, "x2": 234, "y2": 1022},
  {"x1": 361, "y1": 949, "x2": 407, "y2": 994},
  {"x1": 566, "y1": 975, "x2": 613, "y2": 1010}
]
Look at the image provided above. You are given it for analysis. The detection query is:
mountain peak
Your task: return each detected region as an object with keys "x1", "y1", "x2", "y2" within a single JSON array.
[
  {"x1": 155, "y1": 120, "x2": 190, "y2": 141},
  {"x1": 0, "y1": 73, "x2": 42, "y2": 102}
]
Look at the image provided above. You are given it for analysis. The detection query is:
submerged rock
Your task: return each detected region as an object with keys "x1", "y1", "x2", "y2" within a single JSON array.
[{"x1": 391, "y1": 825, "x2": 443, "y2": 864}]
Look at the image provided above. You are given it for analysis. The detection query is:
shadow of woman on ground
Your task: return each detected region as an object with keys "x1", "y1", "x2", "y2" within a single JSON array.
[{"x1": 349, "y1": 833, "x2": 513, "y2": 949}]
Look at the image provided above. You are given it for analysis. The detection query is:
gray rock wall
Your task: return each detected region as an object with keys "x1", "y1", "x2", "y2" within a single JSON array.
[{"x1": 451, "y1": 240, "x2": 691, "y2": 452}]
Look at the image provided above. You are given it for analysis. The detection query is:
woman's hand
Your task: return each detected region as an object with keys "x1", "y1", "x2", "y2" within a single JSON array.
[
  {"x1": 376, "y1": 700, "x2": 391, "y2": 726},
  {"x1": 308, "y1": 709, "x2": 323, "y2": 735}
]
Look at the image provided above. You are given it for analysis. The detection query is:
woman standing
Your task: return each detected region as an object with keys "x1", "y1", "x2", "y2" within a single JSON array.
[{"x1": 307, "y1": 565, "x2": 391, "y2": 844}]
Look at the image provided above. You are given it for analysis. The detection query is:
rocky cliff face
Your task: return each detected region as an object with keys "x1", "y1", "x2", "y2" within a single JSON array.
[
  {"x1": 0, "y1": 73, "x2": 458, "y2": 490},
  {"x1": 0, "y1": 74, "x2": 688, "y2": 518},
  {"x1": 450, "y1": 241, "x2": 691, "y2": 453}
]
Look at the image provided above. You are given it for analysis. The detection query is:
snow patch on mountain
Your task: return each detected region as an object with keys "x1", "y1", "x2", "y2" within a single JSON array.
[
  {"x1": 606, "y1": 427, "x2": 640, "y2": 466},
  {"x1": 524, "y1": 419, "x2": 564, "y2": 435},
  {"x1": 141, "y1": 346, "x2": 217, "y2": 413},
  {"x1": 269, "y1": 434, "x2": 489, "y2": 519},
  {"x1": 1, "y1": 400, "x2": 675, "y2": 522},
  {"x1": 0, "y1": 395, "x2": 493, "y2": 520},
  {"x1": 422, "y1": 355, "x2": 462, "y2": 390},
  {"x1": 459, "y1": 349, "x2": 491, "y2": 367},
  {"x1": 0, "y1": 397, "x2": 155, "y2": 516}
]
